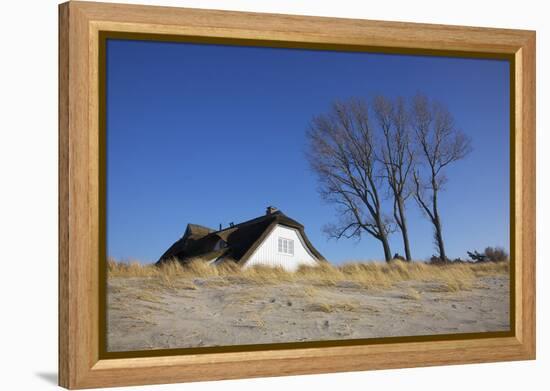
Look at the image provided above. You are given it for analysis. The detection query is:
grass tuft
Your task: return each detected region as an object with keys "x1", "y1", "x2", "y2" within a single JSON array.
[
  {"x1": 306, "y1": 301, "x2": 359, "y2": 313},
  {"x1": 399, "y1": 288, "x2": 421, "y2": 300}
]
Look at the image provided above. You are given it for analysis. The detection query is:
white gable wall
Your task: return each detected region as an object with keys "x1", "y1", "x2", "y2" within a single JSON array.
[{"x1": 244, "y1": 224, "x2": 320, "y2": 271}]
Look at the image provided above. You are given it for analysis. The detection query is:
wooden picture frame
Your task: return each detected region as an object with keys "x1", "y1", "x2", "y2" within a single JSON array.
[{"x1": 58, "y1": 1, "x2": 536, "y2": 389}]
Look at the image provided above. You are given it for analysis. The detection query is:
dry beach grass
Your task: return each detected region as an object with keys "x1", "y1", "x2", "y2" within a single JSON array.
[
  {"x1": 106, "y1": 258, "x2": 510, "y2": 351},
  {"x1": 108, "y1": 257, "x2": 508, "y2": 292}
]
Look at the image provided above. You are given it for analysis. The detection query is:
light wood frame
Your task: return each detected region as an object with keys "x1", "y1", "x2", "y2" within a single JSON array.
[{"x1": 59, "y1": 1, "x2": 536, "y2": 389}]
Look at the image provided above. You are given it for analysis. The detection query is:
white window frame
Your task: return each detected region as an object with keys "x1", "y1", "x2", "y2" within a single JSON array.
[{"x1": 277, "y1": 237, "x2": 294, "y2": 256}]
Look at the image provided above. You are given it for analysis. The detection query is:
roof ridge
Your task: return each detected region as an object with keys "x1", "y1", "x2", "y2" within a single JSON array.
[
  {"x1": 211, "y1": 211, "x2": 284, "y2": 234},
  {"x1": 186, "y1": 223, "x2": 215, "y2": 231}
]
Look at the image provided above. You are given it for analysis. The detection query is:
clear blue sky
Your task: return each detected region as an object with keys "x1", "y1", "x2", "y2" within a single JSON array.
[{"x1": 106, "y1": 39, "x2": 510, "y2": 264}]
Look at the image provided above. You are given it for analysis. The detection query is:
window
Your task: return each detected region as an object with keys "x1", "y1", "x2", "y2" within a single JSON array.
[
  {"x1": 214, "y1": 240, "x2": 226, "y2": 250},
  {"x1": 278, "y1": 237, "x2": 294, "y2": 255}
]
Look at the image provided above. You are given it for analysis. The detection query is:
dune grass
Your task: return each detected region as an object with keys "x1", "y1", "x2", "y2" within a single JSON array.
[{"x1": 108, "y1": 257, "x2": 508, "y2": 292}]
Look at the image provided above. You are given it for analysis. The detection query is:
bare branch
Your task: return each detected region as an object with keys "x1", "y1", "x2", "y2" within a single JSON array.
[
  {"x1": 410, "y1": 94, "x2": 472, "y2": 260},
  {"x1": 373, "y1": 95, "x2": 415, "y2": 260},
  {"x1": 307, "y1": 98, "x2": 393, "y2": 261}
]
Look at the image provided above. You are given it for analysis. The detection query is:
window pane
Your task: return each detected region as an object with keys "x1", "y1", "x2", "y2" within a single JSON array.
[{"x1": 278, "y1": 237, "x2": 294, "y2": 254}]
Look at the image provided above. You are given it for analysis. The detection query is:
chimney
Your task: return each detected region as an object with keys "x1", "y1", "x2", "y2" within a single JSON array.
[{"x1": 266, "y1": 206, "x2": 278, "y2": 215}]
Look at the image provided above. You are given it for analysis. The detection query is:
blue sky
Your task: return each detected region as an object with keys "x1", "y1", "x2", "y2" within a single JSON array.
[{"x1": 106, "y1": 39, "x2": 510, "y2": 264}]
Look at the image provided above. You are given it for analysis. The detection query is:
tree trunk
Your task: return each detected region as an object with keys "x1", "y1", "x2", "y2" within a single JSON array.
[
  {"x1": 380, "y1": 234, "x2": 392, "y2": 263},
  {"x1": 373, "y1": 207, "x2": 393, "y2": 262},
  {"x1": 396, "y1": 198, "x2": 412, "y2": 261},
  {"x1": 432, "y1": 190, "x2": 447, "y2": 261},
  {"x1": 434, "y1": 218, "x2": 447, "y2": 261}
]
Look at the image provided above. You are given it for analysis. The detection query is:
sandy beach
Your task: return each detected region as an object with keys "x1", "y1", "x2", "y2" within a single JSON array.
[{"x1": 107, "y1": 273, "x2": 509, "y2": 352}]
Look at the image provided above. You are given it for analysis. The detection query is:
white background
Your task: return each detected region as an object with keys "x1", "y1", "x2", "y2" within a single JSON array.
[{"x1": 0, "y1": 0, "x2": 547, "y2": 389}]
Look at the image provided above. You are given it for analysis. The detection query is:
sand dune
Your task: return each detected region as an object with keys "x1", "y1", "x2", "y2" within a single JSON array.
[{"x1": 107, "y1": 274, "x2": 509, "y2": 352}]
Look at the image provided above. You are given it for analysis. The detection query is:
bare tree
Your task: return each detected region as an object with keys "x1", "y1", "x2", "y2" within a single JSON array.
[
  {"x1": 373, "y1": 96, "x2": 415, "y2": 261},
  {"x1": 411, "y1": 94, "x2": 472, "y2": 261},
  {"x1": 306, "y1": 99, "x2": 394, "y2": 262}
]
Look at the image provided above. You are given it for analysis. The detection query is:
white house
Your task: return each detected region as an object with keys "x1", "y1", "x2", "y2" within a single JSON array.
[{"x1": 157, "y1": 206, "x2": 326, "y2": 271}]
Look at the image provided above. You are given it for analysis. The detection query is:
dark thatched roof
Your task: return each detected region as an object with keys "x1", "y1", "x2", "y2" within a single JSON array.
[{"x1": 156, "y1": 209, "x2": 326, "y2": 266}]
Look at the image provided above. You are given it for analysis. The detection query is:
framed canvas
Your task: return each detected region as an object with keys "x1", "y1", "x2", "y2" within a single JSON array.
[{"x1": 58, "y1": 1, "x2": 536, "y2": 389}]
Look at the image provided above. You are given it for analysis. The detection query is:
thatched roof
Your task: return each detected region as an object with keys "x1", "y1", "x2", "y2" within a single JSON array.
[
  {"x1": 156, "y1": 223, "x2": 215, "y2": 262},
  {"x1": 156, "y1": 209, "x2": 326, "y2": 266}
]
